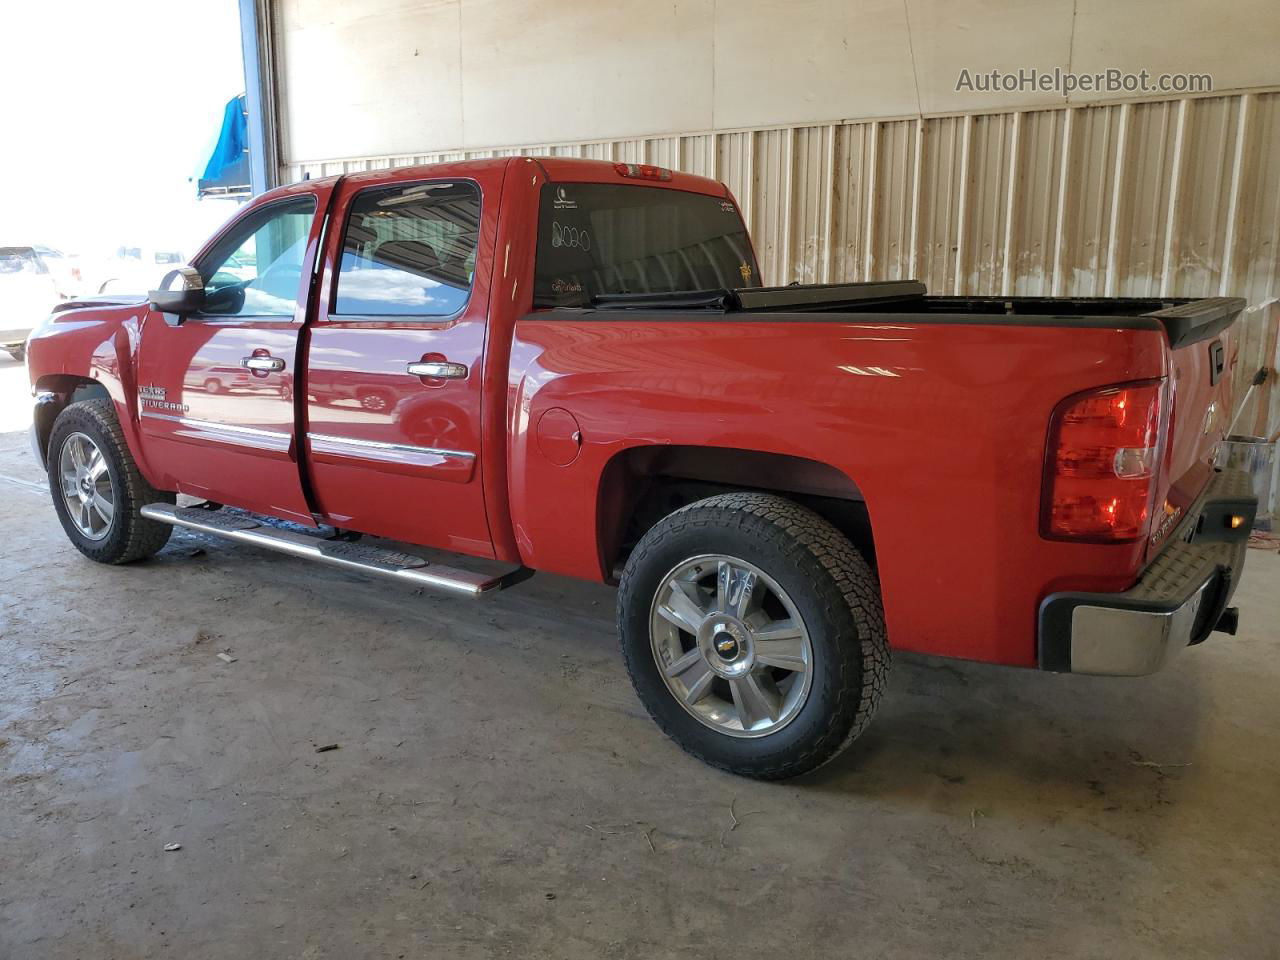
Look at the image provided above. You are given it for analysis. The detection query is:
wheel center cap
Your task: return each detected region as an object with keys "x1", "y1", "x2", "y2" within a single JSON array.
[
  {"x1": 713, "y1": 631, "x2": 740, "y2": 659},
  {"x1": 697, "y1": 618, "x2": 753, "y2": 677}
]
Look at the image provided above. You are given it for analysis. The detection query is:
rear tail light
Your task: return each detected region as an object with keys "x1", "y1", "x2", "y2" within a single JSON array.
[
  {"x1": 614, "y1": 162, "x2": 672, "y2": 182},
  {"x1": 1042, "y1": 380, "x2": 1167, "y2": 542}
]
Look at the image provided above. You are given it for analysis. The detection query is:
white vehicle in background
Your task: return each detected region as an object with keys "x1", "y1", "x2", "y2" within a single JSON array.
[
  {"x1": 0, "y1": 246, "x2": 65, "y2": 362},
  {"x1": 31, "y1": 245, "x2": 85, "y2": 299},
  {"x1": 90, "y1": 246, "x2": 186, "y2": 295}
]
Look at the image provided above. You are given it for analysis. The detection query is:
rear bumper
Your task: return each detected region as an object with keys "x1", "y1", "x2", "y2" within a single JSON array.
[{"x1": 1038, "y1": 468, "x2": 1256, "y2": 676}]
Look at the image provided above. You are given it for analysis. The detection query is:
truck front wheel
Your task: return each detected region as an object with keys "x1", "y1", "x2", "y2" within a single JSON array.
[
  {"x1": 47, "y1": 399, "x2": 174, "y2": 564},
  {"x1": 617, "y1": 493, "x2": 889, "y2": 780}
]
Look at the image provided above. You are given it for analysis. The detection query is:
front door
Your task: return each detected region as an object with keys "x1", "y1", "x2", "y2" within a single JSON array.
[
  {"x1": 303, "y1": 174, "x2": 495, "y2": 556},
  {"x1": 136, "y1": 187, "x2": 331, "y2": 523}
]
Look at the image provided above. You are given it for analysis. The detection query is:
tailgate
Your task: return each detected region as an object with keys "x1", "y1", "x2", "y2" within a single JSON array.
[{"x1": 1146, "y1": 297, "x2": 1246, "y2": 557}]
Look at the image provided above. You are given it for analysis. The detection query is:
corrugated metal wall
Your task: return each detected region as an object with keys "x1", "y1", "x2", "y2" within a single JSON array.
[{"x1": 287, "y1": 89, "x2": 1280, "y2": 422}]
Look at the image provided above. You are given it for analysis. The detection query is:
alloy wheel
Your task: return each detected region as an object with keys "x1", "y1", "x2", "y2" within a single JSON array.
[
  {"x1": 58, "y1": 432, "x2": 115, "y2": 541},
  {"x1": 649, "y1": 554, "x2": 814, "y2": 738}
]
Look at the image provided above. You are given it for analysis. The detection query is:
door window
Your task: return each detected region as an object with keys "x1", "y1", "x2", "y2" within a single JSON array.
[
  {"x1": 332, "y1": 181, "x2": 480, "y2": 318},
  {"x1": 197, "y1": 197, "x2": 316, "y2": 318}
]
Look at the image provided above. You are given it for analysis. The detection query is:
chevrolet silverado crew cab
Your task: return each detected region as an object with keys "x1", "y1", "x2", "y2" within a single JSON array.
[{"x1": 26, "y1": 157, "x2": 1257, "y2": 779}]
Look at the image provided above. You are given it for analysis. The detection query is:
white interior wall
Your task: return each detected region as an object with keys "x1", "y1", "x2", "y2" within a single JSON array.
[
  {"x1": 275, "y1": 0, "x2": 1280, "y2": 162},
  {"x1": 273, "y1": 0, "x2": 1280, "y2": 476}
]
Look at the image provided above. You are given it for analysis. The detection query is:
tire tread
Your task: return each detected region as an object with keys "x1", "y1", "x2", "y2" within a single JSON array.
[
  {"x1": 618, "y1": 492, "x2": 890, "y2": 779},
  {"x1": 48, "y1": 398, "x2": 173, "y2": 564}
]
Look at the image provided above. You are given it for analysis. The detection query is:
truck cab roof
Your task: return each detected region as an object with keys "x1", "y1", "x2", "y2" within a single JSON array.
[{"x1": 280, "y1": 156, "x2": 728, "y2": 201}]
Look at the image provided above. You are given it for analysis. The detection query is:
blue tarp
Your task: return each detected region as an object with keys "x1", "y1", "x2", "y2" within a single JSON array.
[{"x1": 198, "y1": 95, "x2": 250, "y2": 197}]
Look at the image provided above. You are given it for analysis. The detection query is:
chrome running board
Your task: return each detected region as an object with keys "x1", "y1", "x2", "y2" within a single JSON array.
[{"x1": 140, "y1": 503, "x2": 527, "y2": 598}]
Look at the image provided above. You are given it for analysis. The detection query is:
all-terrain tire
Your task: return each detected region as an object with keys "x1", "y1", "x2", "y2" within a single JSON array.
[
  {"x1": 617, "y1": 492, "x2": 890, "y2": 780},
  {"x1": 47, "y1": 399, "x2": 174, "y2": 564}
]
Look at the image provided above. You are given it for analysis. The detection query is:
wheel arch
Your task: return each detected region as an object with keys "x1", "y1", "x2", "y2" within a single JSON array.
[
  {"x1": 32, "y1": 376, "x2": 111, "y2": 469},
  {"x1": 596, "y1": 444, "x2": 876, "y2": 581}
]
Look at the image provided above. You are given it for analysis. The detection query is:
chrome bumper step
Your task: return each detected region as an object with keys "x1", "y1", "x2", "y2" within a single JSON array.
[{"x1": 141, "y1": 502, "x2": 524, "y2": 598}]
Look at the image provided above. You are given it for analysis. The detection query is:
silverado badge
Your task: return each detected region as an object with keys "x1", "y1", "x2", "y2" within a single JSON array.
[{"x1": 139, "y1": 385, "x2": 188, "y2": 413}]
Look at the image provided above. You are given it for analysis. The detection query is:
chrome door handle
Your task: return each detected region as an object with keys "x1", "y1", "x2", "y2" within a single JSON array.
[
  {"x1": 407, "y1": 361, "x2": 468, "y2": 379},
  {"x1": 242, "y1": 355, "x2": 285, "y2": 372}
]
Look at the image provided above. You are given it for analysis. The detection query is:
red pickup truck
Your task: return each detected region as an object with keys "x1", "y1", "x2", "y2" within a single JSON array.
[{"x1": 26, "y1": 157, "x2": 1257, "y2": 779}]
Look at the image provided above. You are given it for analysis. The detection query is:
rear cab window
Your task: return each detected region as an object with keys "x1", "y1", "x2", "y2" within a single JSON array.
[
  {"x1": 532, "y1": 184, "x2": 759, "y2": 308},
  {"x1": 332, "y1": 181, "x2": 481, "y2": 318}
]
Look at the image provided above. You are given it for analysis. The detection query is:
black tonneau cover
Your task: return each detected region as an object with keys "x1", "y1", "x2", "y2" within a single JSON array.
[
  {"x1": 589, "y1": 281, "x2": 1243, "y2": 349},
  {"x1": 591, "y1": 281, "x2": 926, "y2": 313}
]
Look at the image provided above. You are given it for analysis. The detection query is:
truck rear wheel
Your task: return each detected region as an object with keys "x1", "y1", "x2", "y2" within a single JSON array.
[
  {"x1": 617, "y1": 493, "x2": 889, "y2": 780},
  {"x1": 47, "y1": 399, "x2": 174, "y2": 564}
]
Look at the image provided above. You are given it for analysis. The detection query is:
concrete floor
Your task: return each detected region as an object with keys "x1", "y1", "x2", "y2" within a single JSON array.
[{"x1": 1, "y1": 355, "x2": 1278, "y2": 960}]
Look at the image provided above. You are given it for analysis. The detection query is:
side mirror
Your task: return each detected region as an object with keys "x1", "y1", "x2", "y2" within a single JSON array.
[{"x1": 149, "y1": 266, "x2": 205, "y2": 319}]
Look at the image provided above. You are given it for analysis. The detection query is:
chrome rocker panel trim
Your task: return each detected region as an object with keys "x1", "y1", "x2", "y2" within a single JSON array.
[
  {"x1": 306, "y1": 432, "x2": 476, "y2": 482},
  {"x1": 140, "y1": 411, "x2": 293, "y2": 455},
  {"x1": 308, "y1": 431, "x2": 473, "y2": 463}
]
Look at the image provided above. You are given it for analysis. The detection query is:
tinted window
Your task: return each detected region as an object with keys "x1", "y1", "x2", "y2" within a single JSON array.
[
  {"x1": 333, "y1": 181, "x2": 480, "y2": 317},
  {"x1": 198, "y1": 197, "x2": 316, "y2": 317},
  {"x1": 533, "y1": 183, "x2": 758, "y2": 308}
]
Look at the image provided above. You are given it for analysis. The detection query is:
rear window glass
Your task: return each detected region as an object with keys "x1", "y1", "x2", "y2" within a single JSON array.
[
  {"x1": 533, "y1": 183, "x2": 758, "y2": 308},
  {"x1": 333, "y1": 181, "x2": 480, "y2": 318}
]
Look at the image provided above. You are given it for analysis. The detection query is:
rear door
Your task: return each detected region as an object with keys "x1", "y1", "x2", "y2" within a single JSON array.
[
  {"x1": 302, "y1": 172, "x2": 498, "y2": 556},
  {"x1": 136, "y1": 185, "x2": 333, "y2": 524}
]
